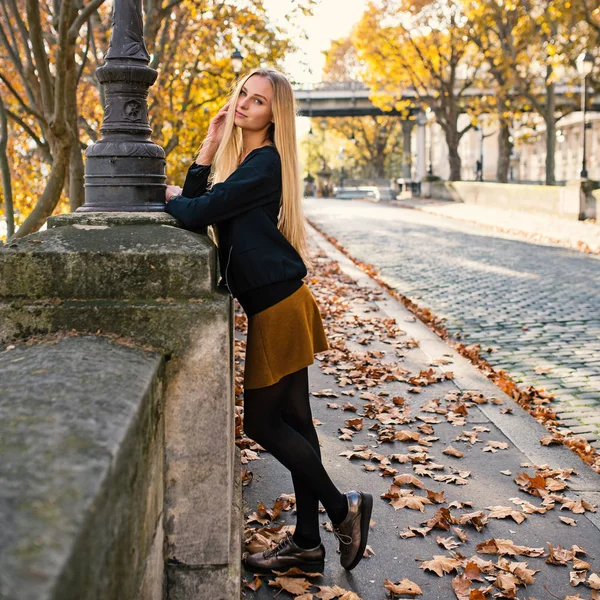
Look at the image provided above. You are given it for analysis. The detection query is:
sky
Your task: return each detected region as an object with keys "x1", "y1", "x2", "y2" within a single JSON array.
[{"x1": 261, "y1": 0, "x2": 369, "y2": 84}]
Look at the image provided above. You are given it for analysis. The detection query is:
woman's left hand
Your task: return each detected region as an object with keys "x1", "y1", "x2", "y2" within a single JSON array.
[{"x1": 165, "y1": 185, "x2": 183, "y2": 202}]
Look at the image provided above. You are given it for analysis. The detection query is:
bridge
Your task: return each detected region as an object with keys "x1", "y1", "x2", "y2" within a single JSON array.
[
  {"x1": 293, "y1": 80, "x2": 600, "y2": 118},
  {"x1": 292, "y1": 80, "x2": 600, "y2": 186}
]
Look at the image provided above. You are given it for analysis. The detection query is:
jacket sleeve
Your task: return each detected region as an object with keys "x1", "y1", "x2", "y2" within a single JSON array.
[
  {"x1": 165, "y1": 152, "x2": 279, "y2": 229},
  {"x1": 182, "y1": 162, "x2": 211, "y2": 198}
]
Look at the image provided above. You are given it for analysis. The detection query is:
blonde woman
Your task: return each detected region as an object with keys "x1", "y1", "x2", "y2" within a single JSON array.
[{"x1": 165, "y1": 68, "x2": 372, "y2": 573}]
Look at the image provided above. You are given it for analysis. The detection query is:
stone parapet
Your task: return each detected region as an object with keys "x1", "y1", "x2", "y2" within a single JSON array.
[
  {"x1": 0, "y1": 214, "x2": 240, "y2": 600},
  {"x1": 0, "y1": 336, "x2": 165, "y2": 600},
  {"x1": 427, "y1": 180, "x2": 599, "y2": 220}
]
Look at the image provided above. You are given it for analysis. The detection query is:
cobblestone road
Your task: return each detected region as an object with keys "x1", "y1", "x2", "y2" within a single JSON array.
[{"x1": 305, "y1": 197, "x2": 600, "y2": 445}]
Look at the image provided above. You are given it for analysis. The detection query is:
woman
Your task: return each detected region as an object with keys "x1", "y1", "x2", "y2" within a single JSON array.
[{"x1": 164, "y1": 68, "x2": 372, "y2": 573}]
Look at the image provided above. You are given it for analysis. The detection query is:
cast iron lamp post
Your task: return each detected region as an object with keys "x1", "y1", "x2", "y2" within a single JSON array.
[
  {"x1": 576, "y1": 51, "x2": 594, "y2": 179},
  {"x1": 78, "y1": 0, "x2": 166, "y2": 212}
]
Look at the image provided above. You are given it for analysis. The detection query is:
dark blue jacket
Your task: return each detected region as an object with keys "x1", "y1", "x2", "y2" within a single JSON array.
[{"x1": 165, "y1": 146, "x2": 307, "y2": 314}]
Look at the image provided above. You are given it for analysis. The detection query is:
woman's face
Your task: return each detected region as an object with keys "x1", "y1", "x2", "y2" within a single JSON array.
[{"x1": 234, "y1": 75, "x2": 274, "y2": 132}]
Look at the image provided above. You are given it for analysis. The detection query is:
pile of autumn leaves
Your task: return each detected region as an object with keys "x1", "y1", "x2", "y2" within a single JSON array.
[{"x1": 234, "y1": 250, "x2": 599, "y2": 599}]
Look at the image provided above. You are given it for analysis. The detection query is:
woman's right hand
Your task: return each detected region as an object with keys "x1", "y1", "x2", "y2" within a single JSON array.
[{"x1": 206, "y1": 102, "x2": 229, "y2": 147}]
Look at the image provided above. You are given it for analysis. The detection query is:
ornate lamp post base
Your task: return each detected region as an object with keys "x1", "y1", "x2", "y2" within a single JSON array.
[{"x1": 78, "y1": 0, "x2": 166, "y2": 212}]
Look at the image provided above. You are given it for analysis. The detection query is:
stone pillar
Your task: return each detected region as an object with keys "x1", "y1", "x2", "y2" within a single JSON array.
[
  {"x1": 416, "y1": 112, "x2": 426, "y2": 183},
  {"x1": 0, "y1": 213, "x2": 241, "y2": 600},
  {"x1": 402, "y1": 120, "x2": 414, "y2": 181}
]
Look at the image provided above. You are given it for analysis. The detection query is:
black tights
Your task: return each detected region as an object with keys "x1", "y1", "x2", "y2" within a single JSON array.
[{"x1": 244, "y1": 367, "x2": 348, "y2": 549}]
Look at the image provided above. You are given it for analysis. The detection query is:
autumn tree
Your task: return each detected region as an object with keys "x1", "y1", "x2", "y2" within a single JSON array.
[
  {"x1": 496, "y1": 0, "x2": 585, "y2": 185},
  {"x1": 463, "y1": 1, "x2": 531, "y2": 182},
  {"x1": 0, "y1": 0, "x2": 107, "y2": 239},
  {"x1": 353, "y1": 0, "x2": 484, "y2": 181},
  {"x1": 318, "y1": 35, "x2": 404, "y2": 180}
]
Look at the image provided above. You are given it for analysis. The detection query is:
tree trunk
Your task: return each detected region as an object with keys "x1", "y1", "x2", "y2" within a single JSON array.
[
  {"x1": 66, "y1": 52, "x2": 85, "y2": 211},
  {"x1": 444, "y1": 126, "x2": 462, "y2": 181},
  {"x1": 545, "y1": 76, "x2": 556, "y2": 186},
  {"x1": 496, "y1": 119, "x2": 513, "y2": 183},
  {"x1": 13, "y1": 139, "x2": 70, "y2": 238},
  {"x1": 0, "y1": 98, "x2": 15, "y2": 239}
]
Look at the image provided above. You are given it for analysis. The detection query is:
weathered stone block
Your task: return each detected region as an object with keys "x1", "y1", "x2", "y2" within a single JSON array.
[
  {"x1": 0, "y1": 336, "x2": 165, "y2": 600},
  {"x1": 0, "y1": 224, "x2": 215, "y2": 300}
]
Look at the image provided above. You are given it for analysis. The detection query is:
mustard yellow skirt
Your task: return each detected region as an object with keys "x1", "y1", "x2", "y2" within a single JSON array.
[{"x1": 244, "y1": 283, "x2": 329, "y2": 390}]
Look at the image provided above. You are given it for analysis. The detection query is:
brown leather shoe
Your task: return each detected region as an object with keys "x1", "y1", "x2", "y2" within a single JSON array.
[
  {"x1": 333, "y1": 491, "x2": 373, "y2": 570},
  {"x1": 244, "y1": 533, "x2": 325, "y2": 574}
]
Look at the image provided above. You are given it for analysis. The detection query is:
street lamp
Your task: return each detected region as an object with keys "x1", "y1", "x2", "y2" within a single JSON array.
[
  {"x1": 426, "y1": 108, "x2": 433, "y2": 174},
  {"x1": 231, "y1": 47, "x2": 243, "y2": 74},
  {"x1": 576, "y1": 50, "x2": 594, "y2": 179},
  {"x1": 474, "y1": 125, "x2": 484, "y2": 181}
]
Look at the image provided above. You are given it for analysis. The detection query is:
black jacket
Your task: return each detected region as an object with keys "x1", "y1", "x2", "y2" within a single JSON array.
[{"x1": 165, "y1": 146, "x2": 307, "y2": 314}]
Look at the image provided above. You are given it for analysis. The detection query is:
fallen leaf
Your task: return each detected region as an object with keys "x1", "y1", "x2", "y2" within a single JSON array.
[
  {"x1": 442, "y1": 445, "x2": 464, "y2": 458},
  {"x1": 560, "y1": 516, "x2": 577, "y2": 526},
  {"x1": 476, "y1": 538, "x2": 545, "y2": 557},
  {"x1": 383, "y1": 578, "x2": 422, "y2": 596},
  {"x1": 487, "y1": 505, "x2": 526, "y2": 524},
  {"x1": 420, "y1": 554, "x2": 462, "y2": 577},
  {"x1": 268, "y1": 576, "x2": 312, "y2": 595},
  {"x1": 570, "y1": 570, "x2": 587, "y2": 586},
  {"x1": 437, "y1": 535, "x2": 460, "y2": 550}
]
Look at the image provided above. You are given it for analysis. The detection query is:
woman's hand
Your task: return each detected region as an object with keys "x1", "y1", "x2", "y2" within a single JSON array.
[
  {"x1": 206, "y1": 102, "x2": 229, "y2": 147},
  {"x1": 165, "y1": 185, "x2": 183, "y2": 202}
]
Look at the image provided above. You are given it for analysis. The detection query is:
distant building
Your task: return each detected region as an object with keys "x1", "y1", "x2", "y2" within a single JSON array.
[{"x1": 415, "y1": 111, "x2": 600, "y2": 184}]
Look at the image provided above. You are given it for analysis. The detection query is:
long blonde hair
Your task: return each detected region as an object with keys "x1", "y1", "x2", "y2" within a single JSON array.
[{"x1": 206, "y1": 68, "x2": 309, "y2": 266}]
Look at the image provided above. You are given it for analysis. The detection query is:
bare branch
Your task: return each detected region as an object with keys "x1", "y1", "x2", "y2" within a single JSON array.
[
  {"x1": 52, "y1": 0, "x2": 73, "y2": 130},
  {"x1": 5, "y1": 109, "x2": 51, "y2": 161},
  {"x1": 68, "y1": 0, "x2": 106, "y2": 42},
  {"x1": 25, "y1": 0, "x2": 55, "y2": 118},
  {"x1": 0, "y1": 72, "x2": 46, "y2": 122}
]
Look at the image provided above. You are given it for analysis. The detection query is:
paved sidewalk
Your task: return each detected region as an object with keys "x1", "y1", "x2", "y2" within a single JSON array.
[
  {"x1": 239, "y1": 227, "x2": 600, "y2": 600},
  {"x1": 390, "y1": 197, "x2": 600, "y2": 255},
  {"x1": 304, "y1": 197, "x2": 600, "y2": 450}
]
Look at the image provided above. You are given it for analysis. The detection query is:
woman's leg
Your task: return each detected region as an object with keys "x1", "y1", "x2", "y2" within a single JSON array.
[
  {"x1": 243, "y1": 371, "x2": 348, "y2": 535},
  {"x1": 280, "y1": 368, "x2": 322, "y2": 549}
]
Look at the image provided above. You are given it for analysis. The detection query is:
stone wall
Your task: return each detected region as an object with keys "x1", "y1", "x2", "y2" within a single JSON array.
[
  {"x1": 0, "y1": 213, "x2": 240, "y2": 600},
  {"x1": 427, "y1": 180, "x2": 598, "y2": 220},
  {"x1": 0, "y1": 336, "x2": 165, "y2": 600}
]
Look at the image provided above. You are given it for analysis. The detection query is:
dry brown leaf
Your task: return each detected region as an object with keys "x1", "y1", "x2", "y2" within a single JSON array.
[
  {"x1": 482, "y1": 440, "x2": 509, "y2": 453},
  {"x1": 394, "y1": 473, "x2": 425, "y2": 488},
  {"x1": 442, "y1": 445, "x2": 464, "y2": 458},
  {"x1": 437, "y1": 535, "x2": 460, "y2": 550},
  {"x1": 570, "y1": 570, "x2": 587, "y2": 586},
  {"x1": 315, "y1": 585, "x2": 352, "y2": 600},
  {"x1": 390, "y1": 494, "x2": 433, "y2": 511},
  {"x1": 493, "y1": 572, "x2": 518, "y2": 598},
  {"x1": 476, "y1": 538, "x2": 544, "y2": 557},
  {"x1": 573, "y1": 558, "x2": 590, "y2": 570},
  {"x1": 426, "y1": 489, "x2": 446, "y2": 504},
  {"x1": 454, "y1": 527, "x2": 469, "y2": 543},
  {"x1": 268, "y1": 575, "x2": 312, "y2": 595},
  {"x1": 588, "y1": 573, "x2": 600, "y2": 590},
  {"x1": 244, "y1": 575, "x2": 263, "y2": 591},
  {"x1": 486, "y1": 506, "x2": 526, "y2": 524},
  {"x1": 420, "y1": 554, "x2": 462, "y2": 577},
  {"x1": 458, "y1": 511, "x2": 488, "y2": 532},
  {"x1": 451, "y1": 574, "x2": 471, "y2": 600},
  {"x1": 560, "y1": 516, "x2": 578, "y2": 526},
  {"x1": 396, "y1": 430, "x2": 421, "y2": 442},
  {"x1": 383, "y1": 578, "x2": 422, "y2": 597}
]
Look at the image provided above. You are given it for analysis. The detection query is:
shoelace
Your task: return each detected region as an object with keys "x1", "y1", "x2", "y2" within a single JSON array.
[
  {"x1": 332, "y1": 526, "x2": 352, "y2": 546},
  {"x1": 263, "y1": 534, "x2": 293, "y2": 559}
]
